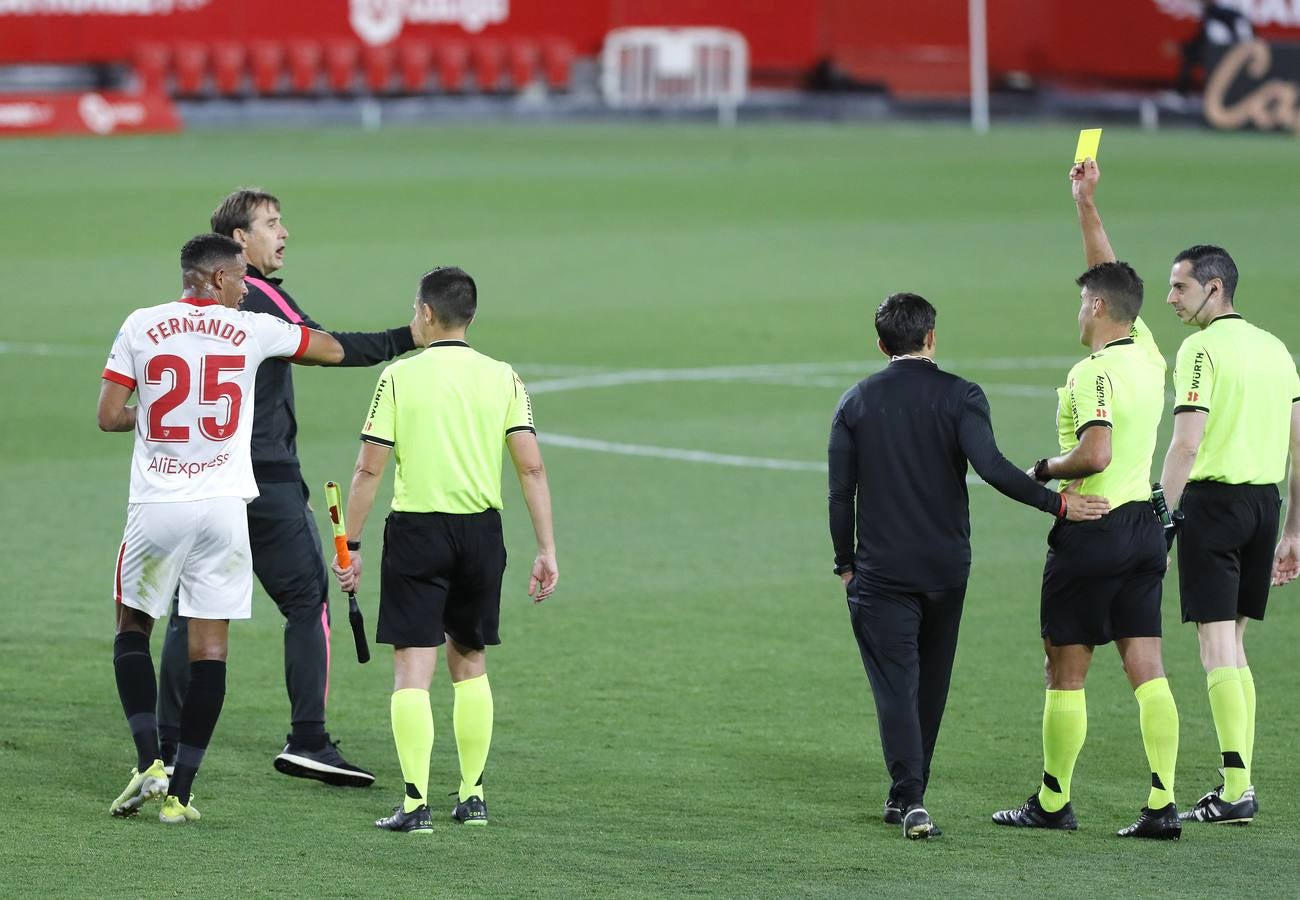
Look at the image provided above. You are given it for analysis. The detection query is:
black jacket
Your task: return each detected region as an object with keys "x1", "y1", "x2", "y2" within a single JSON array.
[
  {"x1": 828, "y1": 358, "x2": 1062, "y2": 592},
  {"x1": 241, "y1": 264, "x2": 416, "y2": 483}
]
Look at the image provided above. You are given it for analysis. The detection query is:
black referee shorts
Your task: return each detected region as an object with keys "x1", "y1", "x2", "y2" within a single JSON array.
[
  {"x1": 1178, "y1": 481, "x2": 1281, "y2": 624},
  {"x1": 377, "y1": 509, "x2": 506, "y2": 650},
  {"x1": 1040, "y1": 500, "x2": 1167, "y2": 647}
]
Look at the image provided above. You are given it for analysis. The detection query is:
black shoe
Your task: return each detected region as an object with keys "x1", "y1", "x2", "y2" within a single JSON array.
[
  {"x1": 992, "y1": 793, "x2": 1079, "y2": 830},
  {"x1": 375, "y1": 804, "x2": 433, "y2": 833},
  {"x1": 883, "y1": 797, "x2": 903, "y2": 826},
  {"x1": 274, "y1": 734, "x2": 375, "y2": 788},
  {"x1": 1180, "y1": 788, "x2": 1254, "y2": 825},
  {"x1": 901, "y1": 804, "x2": 938, "y2": 840},
  {"x1": 451, "y1": 794, "x2": 488, "y2": 825},
  {"x1": 1117, "y1": 803, "x2": 1181, "y2": 840}
]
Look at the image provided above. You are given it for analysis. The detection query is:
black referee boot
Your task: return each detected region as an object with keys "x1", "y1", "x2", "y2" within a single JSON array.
[
  {"x1": 1117, "y1": 803, "x2": 1181, "y2": 840},
  {"x1": 992, "y1": 793, "x2": 1079, "y2": 830}
]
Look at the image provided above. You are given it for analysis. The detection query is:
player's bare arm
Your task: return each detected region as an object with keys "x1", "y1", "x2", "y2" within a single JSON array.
[
  {"x1": 97, "y1": 380, "x2": 137, "y2": 432},
  {"x1": 293, "y1": 329, "x2": 346, "y2": 366},
  {"x1": 332, "y1": 440, "x2": 390, "y2": 594},
  {"x1": 1033, "y1": 424, "x2": 1112, "y2": 482},
  {"x1": 1071, "y1": 159, "x2": 1118, "y2": 266},
  {"x1": 507, "y1": 430, "x2": 558, "y2": 602},
  {"x1": 1272, "y1": 402, "x2": 1300, "y2": 586},
  {"x1": 1158, "y1": 410, "x2": 1207, "y2": 511}
]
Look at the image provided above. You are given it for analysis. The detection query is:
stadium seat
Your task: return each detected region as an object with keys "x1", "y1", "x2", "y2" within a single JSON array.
[
  {"x1": 470, "y1": 41, "x2": 505, "y2": 93},
  {"x1": 541, "y1": 40, "x2": 574, "y2": 91},
  {"x1": 325, "y1": 41, "x2": 360, "y2": 94},
  {"x1": 508, "y1": 41, "x2": 540, "y2": 90},
  {"x1": 173, "y1": 42, "x2": 209, "y2": 97},
  {"x1": 436, "y1": 41, "x2": 469, "y2": 93},
  {"x1": 287, "y1": 41, "x2": 323, "y2": 94},
  {"x1": 362, "y1": 44, "x2": 396, "y2": 94},
  {"x1": 211, "y1": 42, "x2": 247, "y2": 96},
  {"x1": 397, "y1": 42, "x2": 432, "y2": 93},
  {"x1": 132, "y1": 42, "x2": 171, "y2": 95},
  {"x1": 250, "y1": 41, "x2": 285, "y2": 95}
]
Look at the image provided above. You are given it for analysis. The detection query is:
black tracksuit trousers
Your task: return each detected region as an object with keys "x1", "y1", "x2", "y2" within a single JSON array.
[{"x1": 847, "y1": 579, "x2": 966, "y2": 809}]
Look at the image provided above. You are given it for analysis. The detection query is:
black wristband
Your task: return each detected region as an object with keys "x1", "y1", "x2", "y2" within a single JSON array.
[
  {"x1": 1032, "y1": 458, "x2": 1051, "y2": 482},
  {"x1": 346, "y1": 540, "x2": 361, "y2": 552},
  {"x1": 833, "y1": 563, "x2": 853, "y2": 576}
]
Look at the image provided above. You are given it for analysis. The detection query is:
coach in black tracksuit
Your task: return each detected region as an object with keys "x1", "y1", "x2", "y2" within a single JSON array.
[
  {"x1": 827, "y1": 293, "x2": 1108, "y2": 839},
  {"x1": 157, "y1": 190, "x2": 416, "y2": 787}
]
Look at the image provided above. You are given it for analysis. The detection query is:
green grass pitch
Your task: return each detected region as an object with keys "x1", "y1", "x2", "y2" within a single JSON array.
[{"x1": 1, "y1": 123, "x2": 1297, "y2": 897}]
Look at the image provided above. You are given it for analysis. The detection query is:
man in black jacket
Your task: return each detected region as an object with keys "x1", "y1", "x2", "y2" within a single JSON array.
[
  {"x1": 828, "y1": 292, "x2": 1109, "y2": 839},
  {"x1": 157, "y1": 189, "x2": 418, "y2": 787}
]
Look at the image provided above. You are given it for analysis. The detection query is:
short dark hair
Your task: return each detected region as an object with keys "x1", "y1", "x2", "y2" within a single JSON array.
[
  {"x1": 418, "y1": 266, "x2": 477, "y2": 327},
  {"x1": 1173, "y1": 244, "x2": 1238, "y2": 301},
  {"x1": 210, "y1": 188, "x2": 280, "y2": 236},
  {"x1": 875, "y1": 292, "x2": 937, "y2": 356},
  {"x1": 180, "y1": 233, "x2": 243, "y2": 274},
  {"x1": 1076, "y1": 261, "x2": 1144, "y2": 323}
]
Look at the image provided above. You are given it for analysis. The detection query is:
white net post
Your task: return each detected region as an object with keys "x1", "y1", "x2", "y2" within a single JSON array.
[{"x1": 968, "y1": 0, "x2": 990, "y2": 134}]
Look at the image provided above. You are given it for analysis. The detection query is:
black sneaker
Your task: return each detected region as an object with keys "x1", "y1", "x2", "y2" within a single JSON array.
[
  {"x1": 901, "y1": 804, "x2": 938, "y2": 840},
  {"x1": 273, "y1": 734, "x2": 375, "y2": 788},
  {"x1": 375, "y1": 804, "x2": 433, "y2": 833},
  {"x1": 992, "y1": 793, "x2": 1079, "y2": 830},
  {"x1": 883, "y1": 797, "x2": 903, "y2": 826},
  {"x1": 451, "y1": 794, "x2": 488, "y2": 826},
  {"x1": 1180, "y1": 789, "x2": 1254, "y2": 825},
  {"x1": 1117, "y1": 803, "x2": 1181, "y2": 840}
]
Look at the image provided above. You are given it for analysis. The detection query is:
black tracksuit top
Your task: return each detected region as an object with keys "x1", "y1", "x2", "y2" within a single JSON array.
[
  {"x1": 241, "y1": 265, "x2": 416, "y2": 483},
  {"x1": 828, "y1": 358, "x2": 1063, "y2": 592}
]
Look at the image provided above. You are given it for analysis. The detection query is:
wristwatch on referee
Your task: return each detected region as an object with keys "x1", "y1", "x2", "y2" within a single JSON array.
[
  {"x1": 1032, "y1": 457, "x2": 1051, "y2": 482},
  {"x1": 346, "y1": 540, "x2": 361, "y2": 552},
  {"x1": 833, "y1": 563, "x2": 853, "y2": 576}
]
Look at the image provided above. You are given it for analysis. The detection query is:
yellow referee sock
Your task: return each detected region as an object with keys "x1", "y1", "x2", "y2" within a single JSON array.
[
  {"x1": 1135, "y1": 677, "x2": 1178, "y2": 809},
  {"x1": 1239, "y1": 666, "x2": 1256, "y2": 775},
  {"x1": 453, "y1": 674, "x2": 493, "y2": 802},
  {"x1": 1039, "y1": 689, "x2": 1087, "y2": 813},
  {"x1": 391, "y1": 688, "x2": 433, "y2": 813},
  {"x1": 1206, "y1": 667, "x2": 1248, "y2": 802}
]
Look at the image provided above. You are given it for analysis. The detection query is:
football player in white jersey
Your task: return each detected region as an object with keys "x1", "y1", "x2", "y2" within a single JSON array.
[{"x1": 98, "y1": 233, "x2": 343, "y2": 824}]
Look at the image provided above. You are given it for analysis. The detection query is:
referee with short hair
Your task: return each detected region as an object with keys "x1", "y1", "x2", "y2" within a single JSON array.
[
  {"x1": 828, "y1": 293, "x2": 1109, "y2": 840},
  {"x1": 1158, "y1": 244, "x2": 1300, "y2": 825},
  {"x1": 332, "y1": 266, "x2": 558, "y2": 833}
]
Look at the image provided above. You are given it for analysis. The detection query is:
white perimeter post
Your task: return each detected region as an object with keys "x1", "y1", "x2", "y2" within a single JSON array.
[{"x1": 968, "y1": 0, "x2": 990, "y2": 134}]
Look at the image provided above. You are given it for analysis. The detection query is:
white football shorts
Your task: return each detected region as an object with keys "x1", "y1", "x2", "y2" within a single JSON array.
[{"x1": 112, "y1": 496, "x2": 253, "y2": 620}]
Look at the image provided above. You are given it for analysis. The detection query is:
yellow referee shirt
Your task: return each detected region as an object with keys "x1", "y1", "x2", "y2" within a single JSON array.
[
  {"x1": 360, "y1": 340, "x2": 535, "y2": 514},
  {"x1": 1054, "y1": 316, "x2": 1166, "y2": 506},
  {"x1": 1173, "y1": 314, "x2": 1300, "y2": 485}
]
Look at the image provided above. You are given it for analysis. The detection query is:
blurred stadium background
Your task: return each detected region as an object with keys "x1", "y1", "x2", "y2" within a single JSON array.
[{"x1": 2, "y1": 2, "x2": 1299, "y2": 897}]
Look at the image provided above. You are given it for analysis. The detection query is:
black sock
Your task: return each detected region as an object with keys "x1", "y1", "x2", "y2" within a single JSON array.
[
  {"x1": 169, "y1": 660, "x2": 226, "y2": 805},
  {"x1": 113, "y1": 632, "x2": 160, "y2": 771},
  {"x1": 289, "y1": 726, "x2": 327, "y2": 751}
]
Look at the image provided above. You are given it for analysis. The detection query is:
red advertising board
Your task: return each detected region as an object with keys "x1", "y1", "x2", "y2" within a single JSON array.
[
  {"x1": 0, "y1": 91, "x2": 181, "y2": 136},
  {"x1": 4, "y1": 1, "x2": 1300, "y2": 91}
]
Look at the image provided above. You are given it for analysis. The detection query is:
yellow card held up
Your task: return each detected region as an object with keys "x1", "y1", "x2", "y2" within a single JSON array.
[{"x1": 1074, "y1": 128, "x2": 1102, "y2": 164}]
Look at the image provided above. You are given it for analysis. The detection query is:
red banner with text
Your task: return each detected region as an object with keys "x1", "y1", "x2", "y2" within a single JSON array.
[{"x1": 0, "y1": 91, "x2": 181, "y2": 136}]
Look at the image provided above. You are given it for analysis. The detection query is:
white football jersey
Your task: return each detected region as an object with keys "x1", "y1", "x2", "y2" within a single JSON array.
[{"x1": 103, "y1": 297, "x2": 309, "y2": 503}]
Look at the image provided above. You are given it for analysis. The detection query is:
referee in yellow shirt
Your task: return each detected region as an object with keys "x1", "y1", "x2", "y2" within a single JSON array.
[
  {"x1": 1159, "y1": 244, "x2": 1300, "y2": 825},
  {"x1": 993, "y1": 165, "x2": 1180, "y2": 839},
  {"x1": 333, "y1": 266, "x2": 558, "y2": 833}
]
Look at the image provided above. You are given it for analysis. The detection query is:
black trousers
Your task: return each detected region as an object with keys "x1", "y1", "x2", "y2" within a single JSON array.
[
  {"x1": 158, "y1": 481, "x2": 332, "y2": 741},
  {"x1": 847, "y1": 580, "x2": 966, "y2": 808}
]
